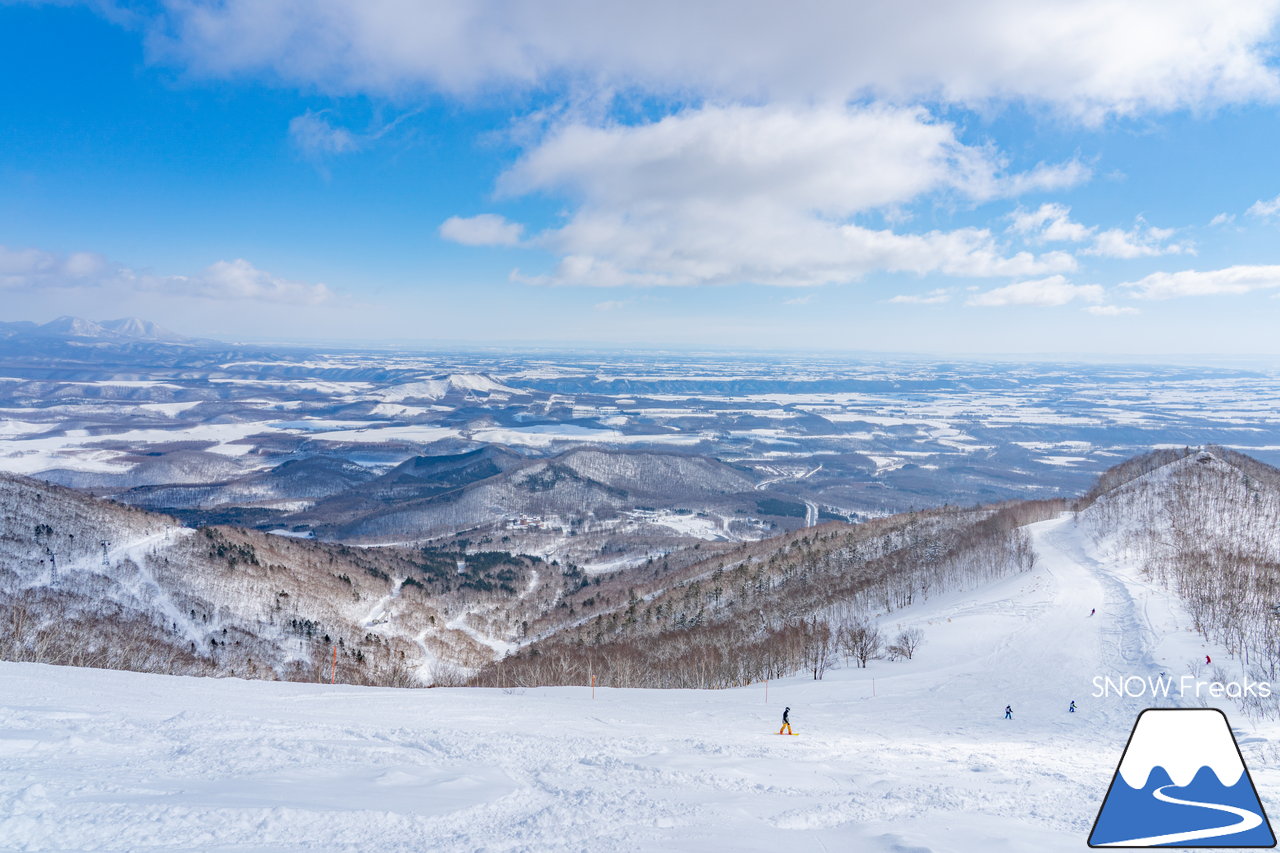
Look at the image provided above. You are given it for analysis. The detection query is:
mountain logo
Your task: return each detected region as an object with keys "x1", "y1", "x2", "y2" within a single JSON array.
[{"x1": 1089, "y1": 708, "x2": 1275, "y2": 847}]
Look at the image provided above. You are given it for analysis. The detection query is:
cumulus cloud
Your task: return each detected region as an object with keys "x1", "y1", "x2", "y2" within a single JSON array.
[
  {"x1": 1247, "y1": 193, "x2": 1280, "y2": 219},
  {"x1": 514, "y1": 220, "x2": 1076, "y2": 288},
  {"x1": 1010, "y1": 204, "x2": 1188, "y2": 258},
  {"x1": 0, "y1": 245, "x2": 331, "y2": 305},
  {"x1": 1086, "y1": 304, "x2": 1140, "y2": 316},
  {"x1": 494, "y1": 104, "x2": 1079, "y2": 287},
  {"x1": 1123, "y1": 265, "x2": 1280, "y2": 299},
  {"x1": 1084, "y1": 220, "x2": 1190, "y2": 258},
  {"x1": 501, "y1": 105, "x2": 1083, "y2": 211},
  {"x1": 439, "y1": 214, "x2": 525, "y2": 247},
  {"x1": 1008, "y1": 203, "x2": 1094, "y2": 243},
  {"x1": 966, "y1": 275, "x2": 1105, "y2": 307},
  {"x1": 889, "y1": 289, "x2": 952, "y2": 305},
  {"x1": 148, "y1": 1, "x2": 1280, "y2": 119}
]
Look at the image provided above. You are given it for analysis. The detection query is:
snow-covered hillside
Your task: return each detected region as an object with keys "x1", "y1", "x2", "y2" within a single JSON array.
[
  {"x1": 379, "y1": 373, "x2": 518, "y2": 401},
  {"x1": 0, "y1": 472, "x2": 515, "y2": 681},
  {"x1": 1076, "y1": 447, "x2": 1280, "y2": 698},
  {"x1": 4, "y1": 514, "x2": 1275, "y2": 852}
]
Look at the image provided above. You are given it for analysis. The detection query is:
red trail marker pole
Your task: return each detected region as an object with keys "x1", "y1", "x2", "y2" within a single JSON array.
[{"x1": 592, "y1": 674, "x2": 596, "y2": 700}]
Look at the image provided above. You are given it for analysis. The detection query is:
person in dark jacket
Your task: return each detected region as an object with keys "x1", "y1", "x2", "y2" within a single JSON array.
[
  {"x1": 1069, "y1": 700, "x2": 1076, "y2": 713},
  {"x1": 1004, "y1": 705, "x2": 1013, "y2": 720},
  {"x1": 779, "y1": 706, "x2": 793, "y2": 735}
]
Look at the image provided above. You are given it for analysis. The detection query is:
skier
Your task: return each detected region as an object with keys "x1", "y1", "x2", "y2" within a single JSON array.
[
  {"x1": 779, "y1": 706, "x2": 793, "y2": 735},
  {"x1": 1004, "y1": 705, "x2": 1013, "y2": 720},
  {"x1": 1069, "y1": 700, "x2": 1076, "y2": 713},
  {"x1": 1090, "y1": 608, "x2": 1095, "y2": 617},
  {"x1": 1206, "y1": 655, "x2": 1212, "y2": 665}
]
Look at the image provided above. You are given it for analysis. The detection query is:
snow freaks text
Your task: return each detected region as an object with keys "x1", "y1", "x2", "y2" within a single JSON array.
[{"x1": 1092, "y1": 674, "x2": 1273, "y2": 700}]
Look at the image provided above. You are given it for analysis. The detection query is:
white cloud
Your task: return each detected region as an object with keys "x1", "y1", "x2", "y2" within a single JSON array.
[
  {"x1": 167, "y1": 259, "x2": 332, "y2": 304},
  {"x1": 0, "y1": 246, "x2": 109, "y2": 287},
  {"x1": 783, "y1": 295, "x2": 813, "y2": 305},
  {"x1": 0, "y1": 245, "x2": 331, "y2": 305},
  {"x1": 1084, "y1": 220, "x2": 1190, "y2": 258},
  {"x1": 494, "y1": 104, "x2": 1079, "y2": 287},
  {"x1": 1010, "y1": 204, "x2": 1187, "y2": 258},
  {"x1": 1209, "y1": 212, "x2": 1236, "y2": 226},
  {"x1": 592, "y1": 299, "x2": 630, "y2": 312},
  {"x1": 149, "y1": 1, "x2": 1280, "y2": 119},
  {"x1": 501, "y1": 104, "x2": 1083, "y2": 212},
  {"x1": 1086, "y1": 304, "x2": 1140, "y2": 316},
  {"x1": 1123, "y1": 265, "x2": 1280, "y2": 299},
  {"x1": 889, "y1": 289, "x2": 952, "y2": 305},
  {"x1": 440, "y1": 214, "x2": 525, "y2": 247},
  {"x1": 288, "y1": 110, "x2": 361, "y2": 158},
  {"x1": 1008, "y1": 203, "x2": 1093, "y2": 243},
  {"x1": 1247, "y1": 194, "x2": 1280, "y2": 219},
  {"x1": 287, "y1": 108, "x2": 419, "y2": 171},
  {"x1": 966, "y1": 275, "x2": 1105, "y2": 307},
  {"x1": 514, "y1": 220, "x2": 1076, "y2": 289}
]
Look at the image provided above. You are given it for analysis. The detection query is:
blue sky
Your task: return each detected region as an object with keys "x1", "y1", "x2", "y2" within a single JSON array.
[{"x1": 3, "y1": 1, "x2": 1280, "y2": 355}]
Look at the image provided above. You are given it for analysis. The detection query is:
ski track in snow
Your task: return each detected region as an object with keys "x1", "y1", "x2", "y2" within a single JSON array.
[
  {"x1": 360, "y1": 578, "x2": 405, "y2": 629},
  {"x1": 34, "y1": 528, "x2": 208, "y2": 645},
  {"x1": 1, "y1": 514, "x2": 1277, "y2": 851},
  {"x1": 445, "y1": 611, "x2": 514, "y2": 658},
  {"x1": 437, "y1": 569, "x2": 546, "y2": 659}
]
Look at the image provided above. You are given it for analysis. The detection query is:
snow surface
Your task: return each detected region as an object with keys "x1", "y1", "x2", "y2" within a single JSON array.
[
  {"x1": 379, "y1": 375, "x2": 517, "y2": 402},
  {"x1": 2, "y1": 515, "x2": 1278, "y2": 851}
]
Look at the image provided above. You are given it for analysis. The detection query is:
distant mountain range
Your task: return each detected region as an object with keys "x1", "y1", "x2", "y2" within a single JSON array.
[{"x1": 0, "y1": 316, "x2": 200, "y2": 344}]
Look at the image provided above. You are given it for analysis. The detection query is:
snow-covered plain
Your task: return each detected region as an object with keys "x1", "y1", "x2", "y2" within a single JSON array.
[{"x1": 2, "y1": 516, "x2": 1276, "y2": 852}]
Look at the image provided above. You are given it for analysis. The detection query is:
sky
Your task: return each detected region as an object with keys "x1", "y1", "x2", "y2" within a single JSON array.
[{"x1": 3, "y1": 1, "x2": 1280, "y2": 355}]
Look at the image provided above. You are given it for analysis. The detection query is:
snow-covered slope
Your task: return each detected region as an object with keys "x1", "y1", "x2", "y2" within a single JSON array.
[
  {"x1": 3, "y1": 512, "x2": 1275, "y2": 852},
  {"x1": 379, "y1": 374, "x2": 519, "y2": 401},
  {"x1": 1075, "y1": 447, "x2": 1280, "y2": 696},
  {"x1": 0, "y1": 472, "x2": 509, "y2": 681},
  {"x1": 324, "y1": 447, "x2": 769, "y2": 543}
]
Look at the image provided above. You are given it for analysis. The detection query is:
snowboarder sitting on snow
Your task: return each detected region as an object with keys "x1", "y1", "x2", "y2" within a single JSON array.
[
  {"x1": 779, "y1": 706, "x2": 793, "y2": 735},
  {"x1": 1069, "y1": 700, "x2": 1076, "y2": 713},
  {"x1": 1206, "y1": 655, "x2": 1212, "y2": 665},
  {"x1": 1004, "y1": 705, "x2": 1013, "y2": 720}
]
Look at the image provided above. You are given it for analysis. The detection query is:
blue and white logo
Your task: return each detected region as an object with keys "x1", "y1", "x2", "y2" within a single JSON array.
[{"x1": 1090, "y1": 708, "x2": 1275, "y2": 847}]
